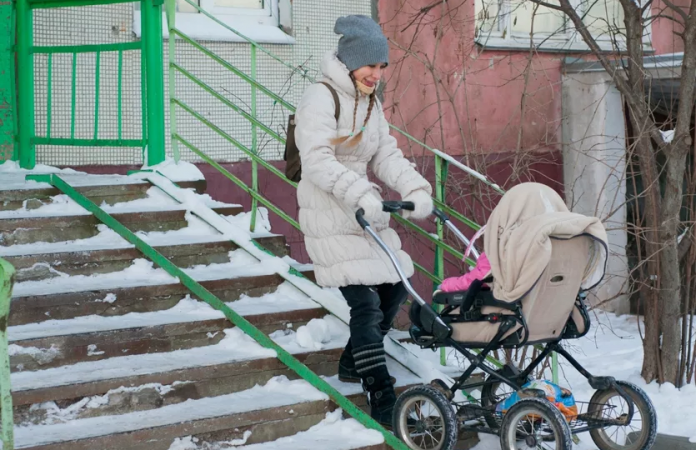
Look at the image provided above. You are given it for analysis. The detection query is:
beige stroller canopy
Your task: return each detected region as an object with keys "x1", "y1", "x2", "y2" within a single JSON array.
[{"x1": 484, "y1": 182, "x2": 608, "y2": 303}]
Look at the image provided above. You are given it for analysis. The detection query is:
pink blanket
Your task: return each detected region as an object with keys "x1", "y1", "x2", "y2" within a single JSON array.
[{"x1": 439, "y1": 252, "x2": 491, "y2": 293}]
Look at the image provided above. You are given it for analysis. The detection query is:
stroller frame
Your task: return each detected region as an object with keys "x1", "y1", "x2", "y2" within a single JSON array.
[{"x1": 356, "y1": 201, "x2": 652, "y2": 448}]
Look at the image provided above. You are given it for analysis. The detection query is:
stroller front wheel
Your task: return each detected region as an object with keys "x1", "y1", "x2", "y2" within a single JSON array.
[
  {"x1": 499, "y1": 397, "x2": 573, "y2": 450},
  {"x1": 393, "y1": 385, "x2": 458, "y2": 450},
  {"x1": 588, "y1": 381, "x2": 657, "y2": 450}
]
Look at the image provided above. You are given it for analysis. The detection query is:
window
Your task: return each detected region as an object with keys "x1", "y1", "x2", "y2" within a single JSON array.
[
  {"x1": 133, "y1": 0, "x2": 294, "y2": 45},
  {"x1": 475, "y1": 0, "x2": 643, "y2": 51}
]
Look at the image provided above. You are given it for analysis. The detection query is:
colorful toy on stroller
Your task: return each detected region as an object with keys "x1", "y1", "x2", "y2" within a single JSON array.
[{"x1": 355, "y1": 183, "x2": 657, "y2": 450}]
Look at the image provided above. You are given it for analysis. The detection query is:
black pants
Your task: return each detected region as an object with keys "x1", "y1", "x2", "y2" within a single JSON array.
[{"x1": 339, "y1": 282, "x2": 408, "y2": 350}]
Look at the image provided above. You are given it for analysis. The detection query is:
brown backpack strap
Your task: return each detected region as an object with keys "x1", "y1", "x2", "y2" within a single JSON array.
[{"x1": 318, "y1": 81, "x2": 340, "y2": 122}]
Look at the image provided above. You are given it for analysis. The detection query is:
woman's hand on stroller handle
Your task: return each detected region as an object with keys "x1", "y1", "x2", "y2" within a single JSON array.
[{"x1": 355, "y1": 201, "x2": 415, "y2": 229}]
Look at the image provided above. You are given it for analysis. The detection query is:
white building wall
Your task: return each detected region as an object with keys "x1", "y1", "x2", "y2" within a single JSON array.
[{"x1": 562, "y1": 69, "x2": 630, "y2": 314}]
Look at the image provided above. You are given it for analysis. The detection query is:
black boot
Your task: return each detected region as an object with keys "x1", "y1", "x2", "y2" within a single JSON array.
[
  {"x1": 352, "y1": 343, "x2": 397, "y2": 427},
  {"x1": 339, "y1": 341, "x2": 396, "y2": 384},
  {"x1": 338, "y1": 340, "x2": 361, "y2": 383}
]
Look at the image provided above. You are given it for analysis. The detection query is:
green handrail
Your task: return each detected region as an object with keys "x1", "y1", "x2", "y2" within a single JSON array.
[
  {"x1": 164, "y1": 0, "x2": 562, "y2": 380},
  {"x1": 26, "y1": 173, "x2": 411, "y2": 450},
  {"x1": 0, "y1": 258, "x2": 16, "y2": 450}
]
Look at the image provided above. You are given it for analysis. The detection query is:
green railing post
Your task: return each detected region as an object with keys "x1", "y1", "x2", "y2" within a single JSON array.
[
  {"x1": 0, "y1": 0, "x2": 15, "y2": 164},
  {"x1": 249, "y1": 45, "x2": 258, "y2": 232},
  {"x1": 434, "y1": 155, "x2": 448, "y2": 366},
  {"x1": 16, "y1": 0, "x2": 35, "y2": 169},
  {"x1": 141, "y1": 0, "x2": 166, "y2": 166},
  {"x1": 0, "y1": 258, "x2": 16, "y2": 450},
  {"x1": 165, "y1": 0, "x2": 179, "y2": 162},
  {"x1": 552, "y1": 351, "x2": 559, "y2": 384}
]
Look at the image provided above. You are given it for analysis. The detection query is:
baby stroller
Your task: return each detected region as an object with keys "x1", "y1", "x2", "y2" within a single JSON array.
[{"x1": 355, "y1": 184, "x2": 657, "y2": 450}]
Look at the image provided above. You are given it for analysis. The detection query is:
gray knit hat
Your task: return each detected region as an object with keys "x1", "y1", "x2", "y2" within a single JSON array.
[{"x1": 334, "y1": 15, "x2": 389, "y2": 72}]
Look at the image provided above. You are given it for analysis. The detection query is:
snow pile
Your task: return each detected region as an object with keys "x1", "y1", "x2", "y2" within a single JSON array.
[
  {"x1": 23, "y1": 383, "x2": 178, "y2": 427},
  {"x1": 168, "y1": 410, "x2": 383, "y2": 450},
  {"x1": 11, "y1": 328, "x2": 276, "y2": 392},
  {"x1": 8, "y1": 344, "x2": 62, "y2": 366},
  {"x1": 0, "y1": 185, "x2": 235, "y2": 219},
  {"x1": 170, "y1": 431, "x2": 252, "y2": 450},
  {"x1": 0, "y1": 161, "x2": 82, "y2": 174},
  {"x1": 660, "y1": 129, "x2": 675, "y2": 143},
  {"x1": 141, "y1": 157, "x2": 205, "y2": 181},
  {"x1": 12, "y1": 376, "x2": 328, "y2": 448},
  {"x1": 224, "y1": 208, "x2": 274, "y2": 237},
  {"x1": 270, "y1": 315, "x2": 348, "y2": 352},
  {"x1": 9, "y1": 283, "x2": 319, "y2": 342},
  {"x1": 12, "y1": 249, "x2": 275, "y2": 297}
]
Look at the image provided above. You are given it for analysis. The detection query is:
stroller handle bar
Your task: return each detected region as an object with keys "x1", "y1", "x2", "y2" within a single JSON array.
[
  {"x1": 432, "y1": 209, "x2": 481, "y2": 260},
  {"x1": 355, "y1": 201, "x2": 429, "y2": 308}
]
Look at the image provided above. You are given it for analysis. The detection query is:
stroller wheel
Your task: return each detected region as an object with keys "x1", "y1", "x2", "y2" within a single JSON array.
[
  {"x1": 499, "y1": 397, "x2": 572, "y2": 450},
  {"x1": 480, "y1": 366, "x2": 529, "y2": 429},
  {"x1": 393, "y1": 385, "x2": 458, "y2": 450},
  {"x1": 588, "y1": 381, "x2": 657, "y2": 450}
]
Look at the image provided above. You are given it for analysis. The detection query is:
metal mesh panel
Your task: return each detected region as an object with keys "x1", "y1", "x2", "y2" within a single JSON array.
[
  {"x1": 29, "y1": 0, "x2": 372, "y2": 166},
  {"x1": 171, "y1": 0, "x2": 371, "y2": 163},
  {"x1": 32, "y1": 3, "x2": 143, "y2": 166}
]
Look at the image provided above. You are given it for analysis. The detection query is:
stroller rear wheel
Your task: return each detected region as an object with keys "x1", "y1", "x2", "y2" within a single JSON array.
[
  {"x1": 499, "y1": 397, "x2": 573, "y2": 450},
  {"x1": 588, "y1": 381, "x2": 657, "y2": 450},
  {"x1": 393, "y1": 385, "x2": 458, "y2": 450}
]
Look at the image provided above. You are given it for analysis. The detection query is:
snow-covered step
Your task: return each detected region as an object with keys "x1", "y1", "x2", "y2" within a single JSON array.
[
  {"x1": 10, "y1": 314, "x2": 419, "y2": 422},
  {"x1": 10, "y1": 373, "x2": 421, "y2": 450},
  {"x1": 9, "y1": 251, "x2": 315, "y2": 326},
  {"x1": 9, "y1": 283, "x2": 323, "y2": 370},
  {"x1": 0, "y1": 173, "x2": 205, "y2": 212},
  {"x1": 0, "y1": 205, "x2": 243, "y2": 246},
  {"x1": 169, "y1": 409, "x2": 386, "y2": 450},
  {"x1": 3, "y1": 234, "x2": 289, "y2": 282}
]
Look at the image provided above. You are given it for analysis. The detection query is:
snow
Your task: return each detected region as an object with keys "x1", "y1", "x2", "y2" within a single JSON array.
[
  {"x1": 269, "y1": 315, "x2": 348, "y2": 353},
  {"x1": 0, "y1": 185, "x2": 237, "y2": 219},
  {"x1": 0, "y1": 161, "x2": 82, "y2": 175},
  {"x1": 224, "y1": 208, "x2": 275, "y2": 238},
  {"x1": 0, "y1": 213, "x2": 221, "y2": 257},
  {"x1": 661, "y1": 129, "x2": 675, "y2": 143},
  {"x1": 8, "y1": 344, "x2": 61, "y2": 365},
  {"x1": 168, "y1": 409, "x2": 383, "y2": 450},
  {"x1": 11, "y1": 313, "x2": 353, "y2": 392},
  {"x1": 25, "y1": 383, "x2": 177, "y2": 426},
  {"x1": 11, "y1": 328, "x2": 276, "y2": 391},
  {"x1": 9, "y1": 282, "x2": 319, "y2": 341},
  {"x1": 12, "y1": 376, "x2": 328, "y2": 448},
  {"x1": 140, "y1": 158, "x2": 205, "y2": 181},
  {"x1": 12, "y1": 250, "x2": 276, "y2": 297}
]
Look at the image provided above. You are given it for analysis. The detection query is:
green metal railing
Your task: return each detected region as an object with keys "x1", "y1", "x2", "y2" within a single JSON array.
[
  {"x1": 164, "y1": 0, "x2": 507, "y2": 373},
  {"x1": 167, "y1": 0, "x2": 484, "y2": 271},
  {"x1": 0, "y1": 258, "x2": 16, "y2": 450},
  {"x1": 0, "y1": 1, "x2": 15, "y2": 164},
  {"x1": 164, "y1": 0, "x2": 564, "y2": 386},
  {"x1": 26, "y1": 173, "x2": 411, "y2": 450},
  {"x1": 14, "y1": 0, "x2": 166, "y2": 169}
]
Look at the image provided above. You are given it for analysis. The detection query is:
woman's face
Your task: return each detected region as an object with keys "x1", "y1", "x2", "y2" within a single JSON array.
[{"x1": 352, "y1": 63, "x2": 387, "y2": 89}]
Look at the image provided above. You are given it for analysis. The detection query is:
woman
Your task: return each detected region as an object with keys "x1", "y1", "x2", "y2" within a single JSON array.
[{"x1": 294, "y1": 15, "x2": 433, "y2": 426}]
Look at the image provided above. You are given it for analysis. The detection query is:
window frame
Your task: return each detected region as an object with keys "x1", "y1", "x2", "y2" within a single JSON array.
[
  {"x1": 133, "y1": 0, "x2": 295, "y2": 45},
  {"x1": 474, "y1": 0, "x2": 653, "y2": 52}
]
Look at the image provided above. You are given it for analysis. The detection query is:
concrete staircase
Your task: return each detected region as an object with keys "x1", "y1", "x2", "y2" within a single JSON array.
[{"x1": 0, "y1": 172, "x2": 428, "y2": 450}]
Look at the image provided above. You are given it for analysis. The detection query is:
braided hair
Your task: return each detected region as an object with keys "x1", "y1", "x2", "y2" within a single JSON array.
[{"x1": 330, "y1": 75, "x2": 376, "y2": 148}]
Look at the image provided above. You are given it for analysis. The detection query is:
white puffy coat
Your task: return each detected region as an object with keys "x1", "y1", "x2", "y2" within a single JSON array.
[{"x1": 295, "y1": 51, "x2": 433, "y2": 288}]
